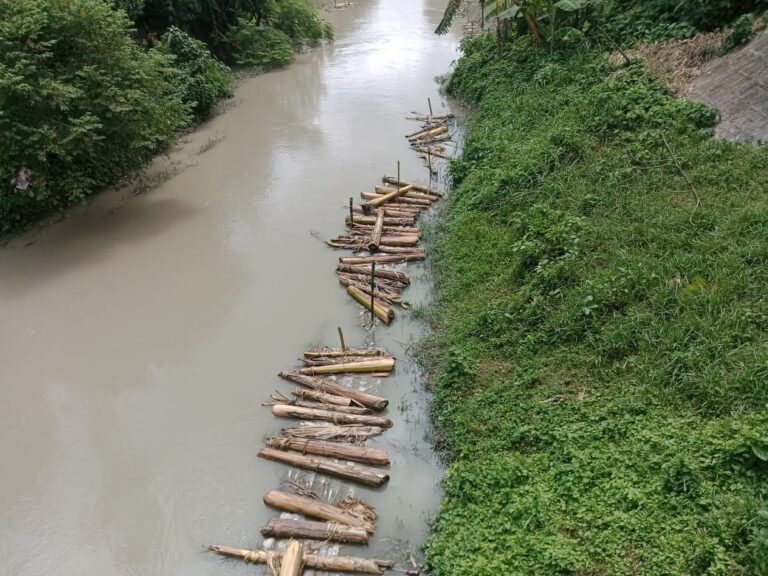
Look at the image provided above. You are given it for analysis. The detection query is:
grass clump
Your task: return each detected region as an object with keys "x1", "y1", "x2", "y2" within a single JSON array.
[{"x1": 424, "y1": 34, "x2": 768, "y2": 575}]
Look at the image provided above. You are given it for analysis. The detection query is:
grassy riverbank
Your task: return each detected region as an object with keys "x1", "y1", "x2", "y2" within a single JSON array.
[{"x1": 424, "y1": 32, "x2": 768, "y2": 575}]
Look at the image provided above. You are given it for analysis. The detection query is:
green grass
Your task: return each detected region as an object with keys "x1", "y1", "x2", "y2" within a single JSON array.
[{"x1": 423, "y1": 35, "x2": 768, "y2": 575}]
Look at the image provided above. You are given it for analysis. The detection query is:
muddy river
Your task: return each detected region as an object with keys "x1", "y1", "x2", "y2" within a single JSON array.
[{"x1": 0, "y1": 1, "x2": 463, "y2": 574}]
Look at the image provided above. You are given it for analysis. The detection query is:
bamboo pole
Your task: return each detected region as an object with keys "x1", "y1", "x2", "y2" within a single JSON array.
[
  {"x1": 362, "y1": 184, "x2": 414, "y2": 214},
  {"x1": 262, "y1": 518, "x2": 369, "y2": 544},
  {"x1": 368, "y1": 208, "x2": 385, "y2": 252},
  {"x1": 337, "y1": 326, "x2": 346, "y2": 352},
  {"x1": 299, "y1": 357, "x2": 394, "y2": 375},
  {"x1": 361, "y1": 192, "x2": 431, "y2": 207},
  {"x1": 263, "y1": 490, "x2": 375, "y2": 531},
  {"x1": 304, "y1": 348, "x2": 385, "y2": 359},
  {"x1": 381, "y1": 176, "x2": 443, "y2": 197},
  {"x1": 347, "y1": 285, "x2": 393, "y2": 324},
  {"x1": 340, "y1": 253, "x2": 425, "y2": 265},
  {"x1": 373, "y1": 186, "x2": 440, "y2": 201},
  {"x1": 279, "y1": 540, "x2": 303, "y2": 576},
  {"x1": 272, "y1": 404, "x2": 393, "y2": 427},
  {"x1": 210, "y1": 546, "x2": 392, "y2": 575},
  {"x1": 407, "y1": 125, "x2": 447, "y2": 142},
  {"x1": 278, "y1": 372, "x2": 388, "y2": 410},
  {"x1": 405, "y1": 113, "x2": 453, "y2": 121},
  {"x1": 267, "y1": 436, "x2": 390, "y2": 466},
  {"x1": 258, "y1": 447, "x2": 390, "y2": 487},
  {"x1": 281, "y1": 424, "x2": 384, "y2": 441}
]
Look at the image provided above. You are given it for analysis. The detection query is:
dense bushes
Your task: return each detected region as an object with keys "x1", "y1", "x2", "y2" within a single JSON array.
[
  {"x1": 158, "y1": 26, "x2": 232, "y2": 118},
  {"x1": 0, "y1": 0, "x2": 189, "y2": 231},
  {"x1": 0, "y1": 0, "x2": 331, "y2": 233},
  {"x1": 610, "y1": 0, "x2": 768, "y2": 40},
  {"x1": 226, "y1": 17, "x2": 295, "y2": 69},
  {"x1": 424, "y1": 33, "x2": 768, "y2": 575}
]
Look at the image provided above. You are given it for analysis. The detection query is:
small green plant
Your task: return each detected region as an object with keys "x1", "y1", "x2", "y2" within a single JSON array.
[{"x1": 722, "y1": 13, "x2": 755, "y2": 52}]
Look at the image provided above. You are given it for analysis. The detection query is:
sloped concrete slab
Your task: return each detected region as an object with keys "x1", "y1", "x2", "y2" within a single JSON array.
[{"x1": 691, "y1": 32, "x2": 768, "y2": 143}]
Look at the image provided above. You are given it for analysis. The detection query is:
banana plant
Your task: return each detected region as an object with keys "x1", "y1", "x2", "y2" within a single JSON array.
[{"x1": 437, "y1": 0, "x2": 606, "y2": 50}]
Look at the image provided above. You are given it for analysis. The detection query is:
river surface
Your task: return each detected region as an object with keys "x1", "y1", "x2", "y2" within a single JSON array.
[{"x1": 0, "y1": 1, "x2": 462, "y2": 574}]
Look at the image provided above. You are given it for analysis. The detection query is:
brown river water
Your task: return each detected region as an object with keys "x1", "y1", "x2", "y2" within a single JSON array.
[{"x1": 0, "y1": 1, "x2": 463, "y2": 574}]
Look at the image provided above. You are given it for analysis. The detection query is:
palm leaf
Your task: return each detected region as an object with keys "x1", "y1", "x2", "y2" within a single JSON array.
[{"x1": 435, "y1": 0, "x2": 462, "y2": 35}]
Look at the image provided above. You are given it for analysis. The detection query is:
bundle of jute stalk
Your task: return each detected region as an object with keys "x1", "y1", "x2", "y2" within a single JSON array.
[
  {"x1": 280, "y1": 424, "x2": 384, "y2": 441},
  {"x1": 278, "y1": 371, "x2": 389, "y2": 410},
  {"x1": 209, "y1": 544, "x2": 393, "y2": 575},
  {"x1": 266, "y1": 436, "x2": 390, "y2": 465},
  {"x1": 258, "y1": 446, "x2": 390, "y2": 486}
]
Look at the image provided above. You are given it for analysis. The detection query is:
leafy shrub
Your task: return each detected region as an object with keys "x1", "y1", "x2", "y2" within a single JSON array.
[
  {"x1": 111, "y1": 0, "x2": 144, "y2": 20},
  {"x1": 268, "y1": 0, "x2": 333, "y2": 46},
  {"x1": 226, "y1": 17, "x2": 294, "y2": 69},
  {"x1": 158, "y1": 26, "x2": 231, "y2": 119},
  {"x1": 611, "y1": 0, "x2": 765, "y2": 40},
  {"x1": 0, "y1": 0, "x2": 188, "y2": 231},
  {"x1": 722, "y1": 13, "x2": 755, "y2": 52}
]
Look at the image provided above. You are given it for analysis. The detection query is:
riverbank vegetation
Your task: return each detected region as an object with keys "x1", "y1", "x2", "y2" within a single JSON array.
[
  {"x1": 425, "y1": 1, "x2": 768, "y2": 574},
  {"x1": 0, "y1": 0, "x2": 331, "y2": 233}
]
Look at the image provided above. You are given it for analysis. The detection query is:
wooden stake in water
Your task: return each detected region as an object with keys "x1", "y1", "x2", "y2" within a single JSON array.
[
  {"x1": 337, "y1": 326, "x2": 346, "y2": 352},
  {"x1": 397, "y1": 161, "x2": 400, "y2": 188},
  {"x1": 349, "y1": 197, "x2": 354, "y2": 224},
  {"x1": 370, "y1": 262, "x2": 376, "y2": 328},
  {"x1": 428, "y1": 97, "x2": 433, "y2": 119}
]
